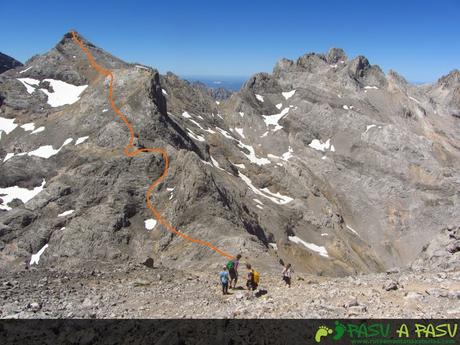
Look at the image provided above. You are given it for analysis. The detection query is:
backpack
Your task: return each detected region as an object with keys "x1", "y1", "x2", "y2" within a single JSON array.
[
  {"x1": 226, "y1": 260, "x2": 234, "y2": 270},
  {"x1": 252, "y1": 269, "x2": 260, "y2": 284}
]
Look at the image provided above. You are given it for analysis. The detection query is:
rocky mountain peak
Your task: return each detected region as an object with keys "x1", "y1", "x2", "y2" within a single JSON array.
[
  {"x1": 326, "y1": 47, "x2": 347, "y2": 64},
  {"x1": 437, "y1": 69, "x2": 460, "y2": 88},
  {"x1": 347, "y1": 55, "x2": 370, "y2": 78},
  {"x1": 387, "y1": 69, "x2": 408, "y2": 85},
  {"x1": 242, "y1": 72, "x2": 282, "y2": 94}
]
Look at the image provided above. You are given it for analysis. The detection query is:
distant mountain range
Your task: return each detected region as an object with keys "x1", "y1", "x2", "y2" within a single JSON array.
[{"x1": 183, "y1": 76, "x2": 246, "y2": 91}]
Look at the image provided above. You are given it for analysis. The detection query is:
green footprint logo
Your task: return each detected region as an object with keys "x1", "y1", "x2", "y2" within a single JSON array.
[
  {"x1": 333, "y1": 320, "x2": 346, "y2": 341},
  {"x1": 314, "y1": 326, "x2": 333, "y2": 343}
]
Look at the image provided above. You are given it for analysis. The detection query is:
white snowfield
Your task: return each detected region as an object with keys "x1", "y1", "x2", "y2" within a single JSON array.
[
  {"x1": 409, "y1": 96, "x2": 421, "y2": 104},
  {"x1": 28, "y1": 138, "x2": 73, "y2": 158},
  {"x1": 365, "y1": 124, "x2": 377, "y2": 133},
  {"x1": 19, "y1": 66, "x2": 33, "y2": 74},
  {"x1": 275, "y1": 103, "x2": 283, "y2": 110},
  {"x1": 29, "y1": 244, "x2": 49, "y2": 266},
  {"x1": 255, "y1": 94, "x2": 264, "y2": 102},
  {"x1": 364, "y1": 86, "x2": 379, "y2": 90},
  {"x1": 234, "y1": 127, "x2": 245, "y2": 139},
  {"x1": 180, "y1": 112, "x2": 216, "y2": 134},
  {"x1": 186, "y1": 128, "x2": 205, "y2": 142},
  {"x1": 269, "y1": 243, "x2": 278, "y2": 250},
  {"x1": 262, "y1": 107, "x2": 289, "y2": 132},
  {"x1": 282, "y1": 90, "x2": 296, "y2": 100},
  {"x1": 145, "y1": 219, "x2": 157, "y2": 230},
  {"x1": 210, "y1": 156, "x2": 221, "y2": 168},
  {"x1": 31, "y1": 126, "x2": 45, "y2": 134},
  {"x1": 239, "y1": 112, "x2": 244, "y2": 118},
  {"x1": 288, "y1": 235, "x2": 329, "y2": 258},
  {"x1": 0, "y1": 117, "x2": 18, "y2": 138},
  {"x1": 232, "y1": 162, "x2": 246, "y2": 169},
  {"x1": 215, "y1": 127, "x2": 234, "y2": 140},
  {"x1": 162, "y1": 89, "x2": 168, "y2": 96},
  {"x1": 237, "y1": 141, "x2": 270, "y2": 165},
  {"x1": 0, "y1": 179, "x2": 46, "y2": 211},
  {"x1": 3, "y1": 136, "x2": 86, "y2": 162},
  {"x1": 16, "y1": 78, "x2": 39, "y2": 94},
  {"x1": 346, "y1": 225, "x2": 359, "y2": 236},
  {"x1": 253, "y1": 198, "x2": 264, "y2": 205},
  {"x1": 238, "y1": 171, "x2": 293, "y2": 205},
  {"x1": 17, "y1": 78, "x2": 88, "y2": 107},
  {"x1": 189, "y1": 119, "x2": 205, "y2": 130},
  {"x1": 3, "y1": 153, "x2": 15, "y2": 162},
  {"x1": 203, "y1": 128, "x2": 216, "y2": 134},
  {"x1": 309, "y1": 138, "x2": 335, "y2": 152},
  {"x1": 343, "y1": 105, "x2": 354, "y2": 110},
  {"x1": 281, "y1": 146, "x2": 294, "y2": 161},
  {"x1": 57, "y1": 210, "x2": 74, "y2": 217},
  {"x1": 20, "y1": 122, "x2": 35, "y2": 131},
  {"x1": 75, "y1": 136, "x2": 89, "y2": 145}
]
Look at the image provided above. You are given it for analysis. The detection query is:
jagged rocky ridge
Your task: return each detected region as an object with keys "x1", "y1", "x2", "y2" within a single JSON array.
[{"x1": 1, "y1": 33, "x2": 459, "y2": 277}]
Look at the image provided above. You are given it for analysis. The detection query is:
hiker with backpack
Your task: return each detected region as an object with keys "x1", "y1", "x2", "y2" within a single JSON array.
[
  {"x1": 227, "y1": 254, "x2": 241, "y2": 289},
  {"x1": 219, "y1": 266, "x2": 230, "y2": 295},
  {"x1": 245, "y1": 263, "x2": 259, "y2": 291},
  {"x1": 282, "y1": 263, "x2": 293, "y2": 287}
]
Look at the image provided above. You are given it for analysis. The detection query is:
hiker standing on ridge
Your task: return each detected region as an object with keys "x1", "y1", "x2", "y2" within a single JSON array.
[
  {"x1": 245, "y1": 263, "x2": 259, "y2": 291},
  {"x1": 219, "y1": 266, "x2": 229, "y2": 295},
  {"x1": 282, "y1": 263, "x2": 293, "y2": 287},
  {"x1": 227, "y1": 254, "x2": 241, "y2": 289}
]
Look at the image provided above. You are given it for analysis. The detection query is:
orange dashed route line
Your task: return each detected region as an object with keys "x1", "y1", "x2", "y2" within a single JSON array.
[{"x1": 71, "y1": 31, "x2": 234, "y2": 260}]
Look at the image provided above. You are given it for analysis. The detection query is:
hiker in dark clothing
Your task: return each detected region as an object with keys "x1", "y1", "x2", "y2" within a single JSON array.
[
  {"x1": 228, "y1": 254, "x2": 241, "y2": 289},
  {"x1": 219, "y1": 266, "x2": 229, "y2": 295},
  {"x1": 282, "y1": 263, "x2": 292, "y2": 287},
  {"x1": 245, "y1": 263, "x2": 259, "y2": 291}
]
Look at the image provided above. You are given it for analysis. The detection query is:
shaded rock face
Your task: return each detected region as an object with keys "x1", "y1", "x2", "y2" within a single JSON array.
[
  {"x1": 0, "y1": 53, "x2": 23, "y2": 74},
  {"x1": 0, "y1": 34, "x2": 459, "y2": 277}
]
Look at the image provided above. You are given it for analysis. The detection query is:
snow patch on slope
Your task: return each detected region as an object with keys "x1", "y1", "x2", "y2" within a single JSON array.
[
  {"x1": 282, "y1": 90, "x2": 296, "y2": 100},
  {"x1": 239, "y1": 172, "x2": 293, "y2": 205},
  {"x1": 309, "y1": 139, "x2": 335, "y2": 152},
  {"x1": 237, "y1": 142, "x2": 270, "y2": 165},
  {"x1": 255, "y1": 94, "x2": 264, "y2": 102},
  {"x1": 262, "y1": 108, "x2": 289, "y2": 132},
  {"x1": 30, "y1": 244, "x2": 49, "y2": 266},
  {"x1": 288, "y1": 236, "x2": 329, "y2": 257},
  {"x1": 145, "y1": 219, "x2": 157, "y2": 230},
  {"x1": 17, "y1": 78, "x2": 87, "y2": 107},
  {"x1": 0, "y1": 179, "x2": 46, "y2": 211},
  {"x1": 28, "y1": 138, "x2": 73, "y2": 158}
]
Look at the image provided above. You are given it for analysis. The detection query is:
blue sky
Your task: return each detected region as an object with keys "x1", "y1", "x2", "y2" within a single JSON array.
[{"x1": 1, "y1": 0, "x2": 459, "y2": 82}]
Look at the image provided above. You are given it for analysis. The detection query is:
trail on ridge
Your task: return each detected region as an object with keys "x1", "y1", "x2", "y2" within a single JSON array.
[{"x1": 71, "y1": 31, "x2": 233, "y2": 260}]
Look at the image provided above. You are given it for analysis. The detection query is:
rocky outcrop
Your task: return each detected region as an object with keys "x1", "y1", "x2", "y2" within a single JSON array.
[
  {"x1": 411, "y1": 225, "x2": 460, "y2": 272},
  {"x1": 0, "y1": 52, "x2": 22, "y2": 74}
]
